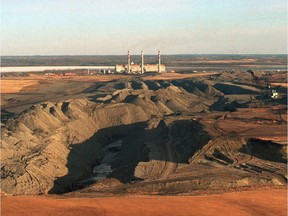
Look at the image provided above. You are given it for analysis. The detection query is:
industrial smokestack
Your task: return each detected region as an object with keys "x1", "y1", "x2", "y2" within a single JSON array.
[
  {"x1": 141, "y1": 50, "x2": 144, "y2": 74},
  {"x1": 127, "y1": 50, "x2": 131, "y2": 73},
  {"x1": 158, "y1": 50, "x2": 161, "y2": 73}
]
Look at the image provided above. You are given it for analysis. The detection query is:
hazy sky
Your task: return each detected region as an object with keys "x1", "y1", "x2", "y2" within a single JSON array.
[{"x1": 1, "y1": 0, "x2": 287, "y2": 55}]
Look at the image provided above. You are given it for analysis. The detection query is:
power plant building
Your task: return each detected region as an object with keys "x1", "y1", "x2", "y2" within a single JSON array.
[{"x1": 115, "y1": 51, "x2": 166, "y2": 74}]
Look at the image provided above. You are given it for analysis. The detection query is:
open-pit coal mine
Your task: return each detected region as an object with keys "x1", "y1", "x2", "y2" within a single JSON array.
[{"x1": 1, "y1": 72, "x2": 287, "y2": 197}]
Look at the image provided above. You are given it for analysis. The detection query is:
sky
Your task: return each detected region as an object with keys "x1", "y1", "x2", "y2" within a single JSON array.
[{"x1": 1, "y1": 0, "x2": 287, "y2": 55}]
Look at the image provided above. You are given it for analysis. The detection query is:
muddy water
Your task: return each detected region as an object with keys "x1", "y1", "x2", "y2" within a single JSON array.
[
  {"x1": 73, "y1": 139, "x2": 122, "y2": 188},
  {"x1": 92, "y1": 139, "x2": 122, "y2": 180}
]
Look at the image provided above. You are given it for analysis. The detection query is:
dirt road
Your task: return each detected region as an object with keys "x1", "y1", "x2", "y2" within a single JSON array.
[{"x1": 159, "y1": 127, "x2": 178, "y2": 179}]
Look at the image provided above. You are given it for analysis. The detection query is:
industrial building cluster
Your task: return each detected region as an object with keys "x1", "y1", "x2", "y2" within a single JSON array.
[{"x1": 115, "y1": 51, "x2": 166, "y2": 74}]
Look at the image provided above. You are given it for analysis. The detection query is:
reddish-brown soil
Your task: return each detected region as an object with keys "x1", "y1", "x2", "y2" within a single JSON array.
[
  {"x1": 1, "y1": 72, "x2": 217, "y2": 82},
  {"x1": 1, "y1": 70, "x2": 287, "y2": 215},
  {"x1": 2, "y1": 189, "x2": 287, "y2": 216},
  {"x1": 0, "y1": 72, "x2": 217, "y2": 94},
  {"x1": 1, "y1": 80, "x2": 40, "y2": 93},
  {"x1": 271, "y1": 83, "x2": 288, "y2": 87},
  {"x1": 201, "y1": 107, "x2": 287, "y2": 144},
  {"x1": 142, "y1": 72, "x2": 218, "y2": 80}
]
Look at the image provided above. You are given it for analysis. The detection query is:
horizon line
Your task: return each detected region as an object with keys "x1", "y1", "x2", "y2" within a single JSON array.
[{"x1": 1, "y1": 53, "x2": 287, "y2": 57}]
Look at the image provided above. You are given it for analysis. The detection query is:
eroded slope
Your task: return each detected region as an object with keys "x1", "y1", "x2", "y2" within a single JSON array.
[{"x1": 1, "y1": 77, "x2": 287, "y2": 195}]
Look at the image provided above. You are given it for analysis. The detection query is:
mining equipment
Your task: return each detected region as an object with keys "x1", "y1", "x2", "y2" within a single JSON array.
[
  {"x1": 247, "y1": 70, "x2": 278, "y2": 99},
  {"x1": 270, "y1": 89, "x2": 278, "y2": 99},
  {"x1": 266, "y1": 83, "x2": 278, "y2": 99}
]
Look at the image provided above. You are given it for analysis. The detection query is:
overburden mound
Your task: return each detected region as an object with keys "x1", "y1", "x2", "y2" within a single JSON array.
[
  {"x1": 1, "y1": 78, "x2": 286, "y2": 195},
  {"x1": 1, "y1": 80, "x2": 218, "y2": 195}
]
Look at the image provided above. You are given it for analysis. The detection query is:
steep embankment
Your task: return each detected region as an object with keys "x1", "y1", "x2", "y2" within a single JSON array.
[
  {"x1": 1, "y1": 99, "x2": 150, "y2": 194},
  {"x1": 1, "y1": 79, "x2": 219, "y2": 195},
  {"x1": 1, "y1": 78, "x2": 287, "y2": 195}
]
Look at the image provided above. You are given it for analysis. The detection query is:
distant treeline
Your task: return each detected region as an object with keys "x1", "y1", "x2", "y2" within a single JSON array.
[{"x1": 1, "y1": 54, "x2": 287, "y2": 67}]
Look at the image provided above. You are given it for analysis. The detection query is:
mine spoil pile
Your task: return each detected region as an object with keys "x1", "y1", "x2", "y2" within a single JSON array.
[{"x1": 1, "y1": 73, "x2": 287, "y2": 196}]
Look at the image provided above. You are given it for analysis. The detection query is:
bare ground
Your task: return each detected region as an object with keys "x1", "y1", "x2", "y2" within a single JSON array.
[
  {"x1": 1, "y1": 70, "x2": 287, "y2": 215},
  {"x1": 2, "y1": 188, "x2": 287, "y2": 216}
]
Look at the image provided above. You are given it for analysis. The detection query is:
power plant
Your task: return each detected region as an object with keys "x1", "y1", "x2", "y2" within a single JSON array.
[{"x1": 115, "y1": 51, "x2": 166, "y2": 74}]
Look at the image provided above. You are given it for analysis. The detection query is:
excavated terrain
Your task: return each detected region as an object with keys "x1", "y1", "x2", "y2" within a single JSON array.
[{"x1": 1, "y1": 71, "x2": 287, "y2": 196}]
